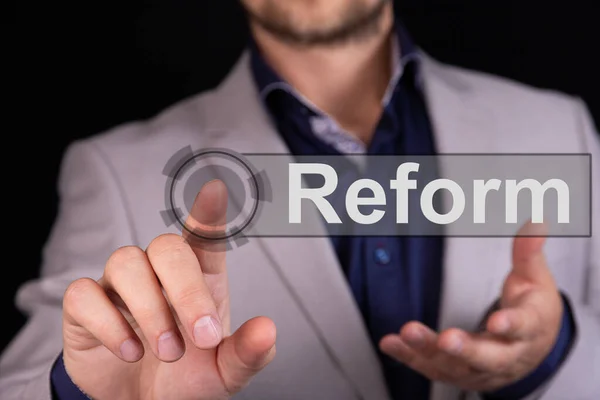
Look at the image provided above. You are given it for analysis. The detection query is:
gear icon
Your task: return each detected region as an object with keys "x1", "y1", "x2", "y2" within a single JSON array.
[{"x1": 160, "y1": 146, "x2": 272, "y2": 250}]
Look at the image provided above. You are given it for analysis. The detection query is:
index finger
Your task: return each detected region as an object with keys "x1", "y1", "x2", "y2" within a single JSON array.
[{"x1": 183, "y1": 179, "x2": 228, "y2": 274}]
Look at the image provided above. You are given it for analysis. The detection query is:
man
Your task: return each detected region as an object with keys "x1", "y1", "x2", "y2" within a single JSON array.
[{"x1": 1, "y1": 0, "x2": 598, "y2": 399}]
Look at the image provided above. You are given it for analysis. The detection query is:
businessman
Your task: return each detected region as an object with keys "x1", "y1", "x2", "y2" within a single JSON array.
[{"x1": 1, "y1": 0, "x2": 599, "y2": 399}]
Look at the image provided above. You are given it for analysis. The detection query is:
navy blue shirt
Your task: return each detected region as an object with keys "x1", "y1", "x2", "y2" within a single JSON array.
[{"x1": 50, "y1": 23, "x2": 575, "y2": 400}]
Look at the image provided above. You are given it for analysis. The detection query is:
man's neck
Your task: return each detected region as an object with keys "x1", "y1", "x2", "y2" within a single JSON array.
[{"x1": 250, "y1": 4, "x2": 395, "y2": 145}]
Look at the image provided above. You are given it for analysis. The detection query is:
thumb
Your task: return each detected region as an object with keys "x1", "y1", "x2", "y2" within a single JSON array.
[
  {"x1": 511, "y1": 221, "x2": 552, "y2": 285},
  {"x1": 216, "y1": 316, "x2": 277, "y2": 394}
]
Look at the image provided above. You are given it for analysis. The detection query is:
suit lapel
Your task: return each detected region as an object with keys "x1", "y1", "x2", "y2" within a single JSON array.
[
  {"x1": 204, "y1": 52, "x2": 390, "y2": 400},
  {"x1": 420, "y1": 55, "x2": 514, "y2": 400}
]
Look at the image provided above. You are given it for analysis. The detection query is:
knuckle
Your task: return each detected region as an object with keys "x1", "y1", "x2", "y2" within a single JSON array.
[
  {"x1": 147, "y1": 234, "x2": 191, "y2": 260},
  {"x1": 63, "y1": 278, "x2": 96, "y2": 310},
  {"x1": 131, "y1": 304, "x2": 174, "y2": 333},
  {"x1": 105, "y1": 246, "x2": 147, "y2": 280},
  {"x1": 172, "y1": 285, "x2": 212, "y2": 310},
  {"x1": 503, "y1": 284, "x2": 520, "y2": 300},
  {"x1": 108, "y1": 245, "x2": 146, "y2": 266},
  {"x1": 134, "y1": 303, "x2": 172, "y2": 323}
]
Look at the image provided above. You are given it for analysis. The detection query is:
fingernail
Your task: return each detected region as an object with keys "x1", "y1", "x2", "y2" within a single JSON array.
[
  {"x1": 256, "y1": 345, "x2": 276, "y2": 367},
  {"x1": 158, "y1": 331, "x2": 184, "y2": 361},
  {"x1": 120, "y1": 338, "x2": 143, "y2": 362},
  {"x1": 193, "y1": 316, "x2": 222, "y2": 348}
]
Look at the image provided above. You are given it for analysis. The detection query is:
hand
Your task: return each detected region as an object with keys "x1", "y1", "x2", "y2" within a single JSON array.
[
  {"x1": 62, "y1": 180, "x2": 276, "y2": 400},
  {"x1": 379, "y1": 222, "x2": 563, "y2": 392}
]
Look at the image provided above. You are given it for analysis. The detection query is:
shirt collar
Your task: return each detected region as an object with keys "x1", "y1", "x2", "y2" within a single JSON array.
[{"x1": 250, "y1": 20, "x2": 423, "y2": 108}]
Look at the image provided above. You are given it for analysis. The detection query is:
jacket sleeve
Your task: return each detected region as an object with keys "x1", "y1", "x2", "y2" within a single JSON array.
[{"x1": 0, "y1": 139, "x2": 136, "y2": 400}]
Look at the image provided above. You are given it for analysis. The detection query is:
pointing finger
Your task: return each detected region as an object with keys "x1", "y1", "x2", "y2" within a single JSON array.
[{"x1": 183, "y1": 179, "x2": 228, "y2": 274}]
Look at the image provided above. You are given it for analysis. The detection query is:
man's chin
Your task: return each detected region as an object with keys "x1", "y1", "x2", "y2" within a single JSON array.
[{"x1": 244, "y1": 0, "x2": 391, "y2": 46}]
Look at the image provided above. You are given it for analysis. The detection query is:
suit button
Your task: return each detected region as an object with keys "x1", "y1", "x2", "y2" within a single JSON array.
[{"x1": 374, "y1": 248, "x2": 391, "y2": 265}]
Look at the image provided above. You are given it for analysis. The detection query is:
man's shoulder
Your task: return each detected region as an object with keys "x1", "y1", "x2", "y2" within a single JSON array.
[
  {"x1": 423, "y1": 56, "x2": 594, "y2": 152},
  {"x1": 84, "y1": 89, "x2": 217, "y2": 153},
  {"x1": 434, "y1": 58, "x2": 582, "y2": 113},
  {"x1": 82, "y1": 52, "x2": 253, "y2": 155},
  {"x1": 54, "y1": 86, "x2": 229, "y2": 201}
]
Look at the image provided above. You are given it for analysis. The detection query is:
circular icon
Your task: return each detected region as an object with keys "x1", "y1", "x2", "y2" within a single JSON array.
[{"x1": 160, "y1": 147, "x2": 271, "y2": 248}]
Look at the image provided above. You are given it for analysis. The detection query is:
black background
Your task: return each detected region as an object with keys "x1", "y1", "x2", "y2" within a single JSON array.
[{"x1": 3, "y1": 0, "x2": 599, "y2": 353}]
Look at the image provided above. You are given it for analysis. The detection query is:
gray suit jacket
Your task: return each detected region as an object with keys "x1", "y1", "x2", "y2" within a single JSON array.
[{"x1": 1, "y1": 51, "x2": 599, "y2": 400}]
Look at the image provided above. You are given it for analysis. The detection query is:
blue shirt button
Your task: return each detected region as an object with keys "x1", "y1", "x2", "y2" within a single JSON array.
[{"x1": 374, "y1": 247, "x2": 391, "y2": 265}]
